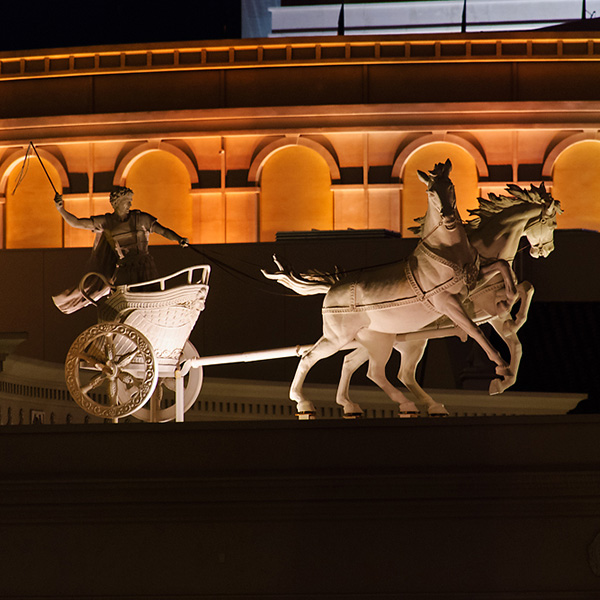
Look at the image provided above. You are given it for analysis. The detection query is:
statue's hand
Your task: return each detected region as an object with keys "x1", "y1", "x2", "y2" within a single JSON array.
[
  {"x1": 54, "y1": 192, "x2": 63, "y2": 207},
  {"x1": 179, "y1": 237, "x2": 189, "y2": 247}
]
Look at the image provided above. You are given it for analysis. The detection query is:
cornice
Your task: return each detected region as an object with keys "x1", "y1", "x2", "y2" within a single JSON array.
[
  {"x1": 1, "y1": 32, "x2": 600, "y2": 83},
  {"x1": 0, "y1": 101, "x2": 599, "y2": 146}
]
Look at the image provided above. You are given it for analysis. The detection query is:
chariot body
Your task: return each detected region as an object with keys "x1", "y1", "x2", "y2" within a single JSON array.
[{"x1": 65, "y1": 265, "x2": 210, "y2": 422}]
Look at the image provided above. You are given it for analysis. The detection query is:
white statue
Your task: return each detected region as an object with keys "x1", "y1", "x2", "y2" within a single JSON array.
[
  {"x1": 53, "y1": 186, "x2": 189, "y2": 314},
  {"x1": 263, "y1": 160, "x2": 521, "y2": 418},
  {"x1": 65, "y1": 265, "x2": 211, "y2": 422},
  {"x1": 334, "y1": 181, "x2": 561, "y2": 416}
]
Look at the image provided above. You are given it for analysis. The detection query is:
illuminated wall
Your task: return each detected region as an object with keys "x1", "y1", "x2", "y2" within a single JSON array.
[
  {"x1": 5, "y1": 160, "x2": 63, "y2": 249},
  {"x1": 551, "y1": 140, "x2": 600, "y2": 232},
  {"x1": 260, "y1": 145, "x2": 333, "y2": 241},
  {"x1": 125, "y1": 150, "x2": 192, "y2": 245},
  {"x1": 0, "y1": 33, "x2": 599, "y2": 248},
  {"x1": 3, "y1": 133, "x2": 600, "y2": 250}
]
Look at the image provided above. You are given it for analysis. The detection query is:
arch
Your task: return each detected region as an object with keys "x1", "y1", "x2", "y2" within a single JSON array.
[
  {"x1": 392, "y1": 133, "x2": 488, "y2": 180},
  {"x1": 259, "y1": 144, "x2": 333, "y2": 241},
  {"x1": 114, "y1": 141, "x2": 199, "y2": 186},
  {"x1": 123, "y1": 148, "x2": 193, "y2": 244},
  {"x1": 248, "y1": 136, "x2": 341, "y2": 183},
  {"x1": 3, "y1": 149, "x2": 64, "y2": 248},
  {"x1": 0, "y1": 148, "x2": 69, "y2": 197},
  {"x1": 399, "y1": 140, "x2": 480, "y2": 237},
  {"x1": 542, "y1": 132, "x2": 599, "y2": 178},
  {"x1": 549, "y1": 138, "x2": 600, "y2": 231}
]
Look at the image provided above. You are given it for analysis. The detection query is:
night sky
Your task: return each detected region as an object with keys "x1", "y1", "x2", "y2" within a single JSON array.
[{"x1": 0, "y1": 1, "x2": 242, "y2": 51}]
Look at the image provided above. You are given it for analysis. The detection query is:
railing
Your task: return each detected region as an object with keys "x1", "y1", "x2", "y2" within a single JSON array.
[{"x1": 1, "y1": 34, "x2": 600, "y2": 82}]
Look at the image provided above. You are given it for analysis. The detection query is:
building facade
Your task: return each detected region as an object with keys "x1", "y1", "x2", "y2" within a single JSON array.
[{"x1": 1, "y1": 31, "x2": 600, "y2": 252}]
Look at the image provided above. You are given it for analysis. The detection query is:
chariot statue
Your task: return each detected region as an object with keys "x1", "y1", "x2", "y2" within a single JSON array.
[{"x1": 53, "y1": 185, "x2": 208, "y2": 422}]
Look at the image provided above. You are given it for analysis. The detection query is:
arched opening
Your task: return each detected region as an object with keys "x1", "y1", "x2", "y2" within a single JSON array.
[
  {"x1": 402, "y1": 143, "x2": 479, "y2": 237},
  {"x1": 125, "y1": 150, "x2": 192, "y2": 244},
  {"x1": 552, "y1": 140, "x2": 600, "y2": 231},
  {"x1": 5, "y1": 158, "x2": 63, "y2": 248},
  {"x1": 259, "y1": 145, "x2": 333, "y2": 242}
]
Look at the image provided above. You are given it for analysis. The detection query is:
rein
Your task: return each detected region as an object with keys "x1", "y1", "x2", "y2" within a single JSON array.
[{"x1": 417, "y1": 209, "x2": 461, "y2": 247}]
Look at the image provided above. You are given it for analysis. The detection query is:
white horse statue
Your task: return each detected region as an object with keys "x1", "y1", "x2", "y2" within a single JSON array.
[
  {"x1": 263, "y1": 159, "x2": 517, "y2": 418},
  {"x1": 334, "y1": 181, "x2": 562, "y2": 417}
]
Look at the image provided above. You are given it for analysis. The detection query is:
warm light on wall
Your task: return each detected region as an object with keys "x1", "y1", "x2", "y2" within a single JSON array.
[
  {"x1": 126, "y1": 150, "x2": 192, "y2": 245},
  {"x1": 6, "y1": 160, "x2": 63, "y2": 249},
  {"x1": 552, "y1": 140, "x2": 600, "y2": 232},
  {"x1": 260, "y1": 145, "x2": 333, "y2": 242}
]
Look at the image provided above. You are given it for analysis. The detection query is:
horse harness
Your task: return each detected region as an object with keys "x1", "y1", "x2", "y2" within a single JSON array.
[
  {"x1": 405, "y1": 242, "x2": 480, "y2": 311},
  {"x1": 322, "y1": 241, "x2": 480, "y2": 315}
]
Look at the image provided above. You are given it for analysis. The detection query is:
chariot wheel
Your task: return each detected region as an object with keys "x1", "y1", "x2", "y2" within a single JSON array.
[
  {"x1": 65, "y1": 322, "x2": 158, "y2": 420},
  {"x1": 134, "y1": 341, "x2": 203, "y2": 423}
]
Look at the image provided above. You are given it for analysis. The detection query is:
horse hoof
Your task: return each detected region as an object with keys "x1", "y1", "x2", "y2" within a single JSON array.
[
  {"x1": 428, "y1": 404, "x2": 449, "y2": 417},
  {"x1": 398, "y1": 411, "x2": 420, "y2": 418},
  {"x1": 399, "y1": 401, "x2": 419, "y2": 416},
  {"x1": 489, "y1": 379, "x2": 505, "y2": 396},
  {"x1": 399, "y1": 402, "x2": 419, "y2": 417},
  {"x1": 296, "y1": 411, "x2": 316, "y2": 420},
  {"x1": 296, "y1": 400, "x2": 316, "y2": 413},
  {"x1": 341, "y1": 402, "x2": 364, "y2": 418}
]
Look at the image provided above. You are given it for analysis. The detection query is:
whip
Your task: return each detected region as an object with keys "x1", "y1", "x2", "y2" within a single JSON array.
[{"x1": 12, "y1": 142, "x2": 59, "y2": 195}]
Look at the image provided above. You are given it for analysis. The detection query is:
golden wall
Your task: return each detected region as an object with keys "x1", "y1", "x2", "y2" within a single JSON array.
[
  {"x1": 4, "y1": 133, "x2": 597, "y2": 249},
  {"x1": 1, "y1": 32, "x2": 600, "y2": 247}
]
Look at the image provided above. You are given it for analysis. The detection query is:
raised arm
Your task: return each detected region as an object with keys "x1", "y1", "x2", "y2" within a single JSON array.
[
  {"x1": 153, "y1": 221, "x2": 189, "y2": 246},
  {"x1": 54, "y1": 193, "x2": 95, "y2": 230}
]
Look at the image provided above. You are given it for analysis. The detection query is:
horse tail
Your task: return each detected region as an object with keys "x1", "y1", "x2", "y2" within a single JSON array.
[{"x1": 261, "y1": 255, "x2": 338, "y2": 296}]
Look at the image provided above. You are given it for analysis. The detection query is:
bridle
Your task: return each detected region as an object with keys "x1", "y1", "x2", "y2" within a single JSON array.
[{"x1": 524, "y1": 204, "x2": 556, "y2": 256}]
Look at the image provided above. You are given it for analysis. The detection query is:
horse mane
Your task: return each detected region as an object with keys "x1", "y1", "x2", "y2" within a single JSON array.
[
  {"x1": 408, "y1": 182, "x2": 562, "y2": 237},
  {"x1": 466, "y1": 182, "x2": 562, "y2": 231}
]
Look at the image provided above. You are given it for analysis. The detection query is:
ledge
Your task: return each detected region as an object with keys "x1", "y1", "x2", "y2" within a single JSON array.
[
  {"x1": 2, "y1": 33, "x2": 600, "y2": 83},
  {"x1": 0, "y1": 415, "x2": 599, "y2": 598}
]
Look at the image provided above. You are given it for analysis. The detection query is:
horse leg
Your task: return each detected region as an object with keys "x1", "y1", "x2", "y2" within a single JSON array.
[
  {"x1": 487, "y1": 312, "x2": 524, "y2": 395},
  {"x1": 513, "y1": 281, "x2": 534, "y2": 330},
  {"x1": 484, "y1": 280, "x2": 533, "y2": 395},
  {"x1": 336, "y1": 347, "x2": 368, "y2": 417},
  {"x1": 290, "y1": 335, "x2": 346, "y2": 417},
  {"x1": 433, "y1": 294, "x2": 511, "y2": 384},
  {"x1": 480, "y1": 260, "x2": 517, "y2": 303},
  {"x1": 394, "y1": 339, "x2": 449, "y2": 417},
  {"x1": 356, "y1": 330, "x2": 419, "y2": 416}
]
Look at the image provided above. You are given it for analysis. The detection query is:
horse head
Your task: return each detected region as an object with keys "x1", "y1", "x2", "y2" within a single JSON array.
[
  {"x1": 417, "y1": 159, "x2": 458, "y2": 230},
  {"x1": 524, "y1": 183, "x2": 562, "y2": 258}
]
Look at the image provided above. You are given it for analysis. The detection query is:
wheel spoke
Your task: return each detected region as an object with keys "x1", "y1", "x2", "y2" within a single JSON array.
[
  {"x1": 108, "y1": 379, "x2": 119, "y2": 405},
  {"x1": 77, "y1": 351, "x2": 103, "y2": 370},
  {"x1": 105, "y1": 333, "x2": 116, "y2": 362},
  {"x1": 81, "y1": 373, "x2": 106, "y2": 394},
  {"x1": 116, "y1": 348, "x2": 139, "y2": 369}
]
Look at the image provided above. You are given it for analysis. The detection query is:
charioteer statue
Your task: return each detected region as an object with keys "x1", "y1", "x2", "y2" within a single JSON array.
[{"x1": 53, "y1": 186, "x2": 189, "y2": 314}]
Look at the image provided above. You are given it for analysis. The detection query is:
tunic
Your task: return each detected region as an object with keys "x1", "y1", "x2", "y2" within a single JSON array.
[{"x1": 52, "y1": 210, "x2": 159, "y2": 314}]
